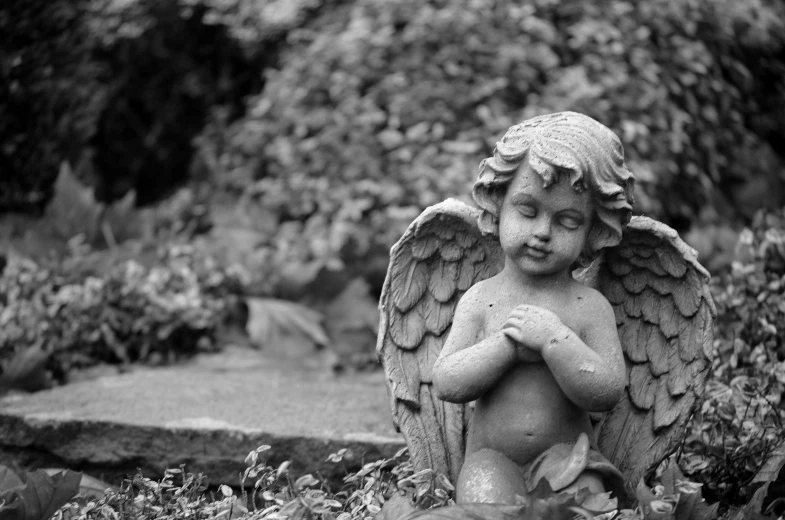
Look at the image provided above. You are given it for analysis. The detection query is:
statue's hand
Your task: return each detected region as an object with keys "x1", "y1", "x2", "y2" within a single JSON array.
[{"x1": 502, "y1": 304, "x2": 565, "y2": 356}]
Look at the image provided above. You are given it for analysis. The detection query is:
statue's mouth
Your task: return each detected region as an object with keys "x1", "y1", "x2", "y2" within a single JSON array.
[{"x1": 524, "y1": 245, "x2": 551, "y2": 258}]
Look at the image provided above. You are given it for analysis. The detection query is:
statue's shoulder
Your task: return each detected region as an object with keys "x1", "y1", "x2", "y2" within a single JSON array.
[
  {"x1": 452, "y1": 275, "x2": 497, "y2": 326},
  {"x1": 570, "y1": 280, "x2": 613, "y2": 313}
]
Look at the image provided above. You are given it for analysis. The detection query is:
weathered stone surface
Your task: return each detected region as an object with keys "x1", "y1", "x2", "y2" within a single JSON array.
[{"x1": 0, "y1": 346, "x2": 403, "y2": 486}]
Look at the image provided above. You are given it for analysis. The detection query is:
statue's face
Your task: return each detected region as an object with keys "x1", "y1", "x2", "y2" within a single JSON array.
[{"x1": 498, "y1": 162, "x2": 593, "y2": 277}]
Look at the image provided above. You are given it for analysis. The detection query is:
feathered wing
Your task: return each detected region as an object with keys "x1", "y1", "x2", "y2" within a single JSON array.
[
  {"x1": 376, "y1": 199, "x2": 504, "y2": 483},
  {"x1": 578, "y1": 216, "x2": 716, "y2": 493}
]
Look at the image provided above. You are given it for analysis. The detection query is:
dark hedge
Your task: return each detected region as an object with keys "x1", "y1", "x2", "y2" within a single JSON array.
[
  {"x1": 0, "y1": 0, "x2": 105, "y2": 212},
  {"x1": 0, "y1": 0, "x2": 271, "y2": 210}
]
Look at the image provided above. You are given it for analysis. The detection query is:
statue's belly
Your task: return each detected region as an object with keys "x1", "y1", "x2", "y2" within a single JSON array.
[{"x1": 466, "y1": 363, "x2": 594, "y2": 467}]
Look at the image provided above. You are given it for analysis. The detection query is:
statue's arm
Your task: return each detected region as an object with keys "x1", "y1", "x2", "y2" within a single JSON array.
[
  {"x1": 540, "y1": 292, "x2": 626, "y2": 412},
  {"x1": 432, "y1": 288, "x2": 517, "y2": 403}
]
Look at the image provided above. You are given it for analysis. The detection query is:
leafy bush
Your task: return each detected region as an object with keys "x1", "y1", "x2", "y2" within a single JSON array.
[
  {"x1": 199, "y1": 0, "x2": 785, "y2": 291},
  {"x1": 681, "y1": 208, "x2": 785, "y2": 505},
  {"x1": 0, "y1": 244, "x2": 239, "y2": 389}
]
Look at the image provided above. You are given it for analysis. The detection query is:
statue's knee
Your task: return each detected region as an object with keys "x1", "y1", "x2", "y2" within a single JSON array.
[{"x1": 456, "y1": 449, "x2": 526, "y2": 504}]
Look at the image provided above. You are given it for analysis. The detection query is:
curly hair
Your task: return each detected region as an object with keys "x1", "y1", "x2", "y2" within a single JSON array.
[{"x1": 473, "y1": 112, "x2": 635, "y2": 267}]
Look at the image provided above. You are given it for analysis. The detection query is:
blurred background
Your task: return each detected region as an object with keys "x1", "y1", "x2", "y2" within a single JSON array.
[
  {"x1": 3, "y1": 0, "x2": 785, "y2": 382},
  {"x1": 1, "y1": 0, "x2": 785, "y2": 504}
]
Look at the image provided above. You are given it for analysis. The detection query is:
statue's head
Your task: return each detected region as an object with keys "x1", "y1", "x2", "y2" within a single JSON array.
[{"x1": 472, "y1": 111, "x2": 635, "y2": 267}]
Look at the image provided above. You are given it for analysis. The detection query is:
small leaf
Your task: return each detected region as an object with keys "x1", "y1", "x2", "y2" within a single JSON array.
[
  {"x1": 276, "y1": 461, "x2": 291, "y2": 478},
  {"x1": 650, "y1": 500, "x2": 675, "y2": 514},
  {"x1": 294, "y1": 474, "x2": 319, "y2": 491},
  {"x1": 326, "y1": 448, "x2": 347, "y2": 463}
]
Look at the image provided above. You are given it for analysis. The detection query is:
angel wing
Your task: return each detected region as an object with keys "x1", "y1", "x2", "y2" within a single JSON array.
[
  {"x1": 577, "y1": 216, "x2": 716, "y2": 494},
  {"x1": 376, "y1": 199, "x2": 504, "y2": 483}
]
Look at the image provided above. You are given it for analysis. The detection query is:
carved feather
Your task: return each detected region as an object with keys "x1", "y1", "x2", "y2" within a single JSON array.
[
  {"x1": 422, "y1": 293, "x2": 457, "y2": 336},
  {"x1": 389, "y1": 307, "x2": 427, "y2": 349},
  {"x1": 429, "y1": 261, "x2": 460, "y2": 303},
  {"x1": 391, "y1": 259, "x2": 428, "y2": 312},
  {"x1": 620, "y1": 319, "x2": 648, "y2": 363},
  {"x1": 412, "y1": 234, "x2": 440, "y2": 260},
  {"x1": 587, "y1": 216, "x2": 715, "y2": 495},
  {"x1": 377, "y1": 199, "x2": 504, "y2": 483}
]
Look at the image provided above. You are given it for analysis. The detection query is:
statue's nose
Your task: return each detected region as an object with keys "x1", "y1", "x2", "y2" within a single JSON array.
[{"x1": 533, "y1": 219, "x2": 551, "y2": 241}]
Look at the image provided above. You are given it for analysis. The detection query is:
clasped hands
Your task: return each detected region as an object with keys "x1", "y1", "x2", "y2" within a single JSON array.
[{"x1": 502, "y1": 304, "x2": 571, "y2": 362}]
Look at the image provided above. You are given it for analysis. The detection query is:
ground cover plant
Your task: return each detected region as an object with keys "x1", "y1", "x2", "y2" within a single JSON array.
[
  {"x1": 31, "y1": 444, "x2": 777, "y2": 520},
  {"x1": 680, "y1": 209, "x2": 785, "y2": 507}
]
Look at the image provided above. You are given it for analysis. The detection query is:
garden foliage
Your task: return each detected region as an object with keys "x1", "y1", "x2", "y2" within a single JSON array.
[
  {"x1": 5, "y1": 0, "x2": 784, "y2": 291},
  {"x1": 48, "y1": 445, "x2": 735, "y2": 520},
  {"x1": 0, "y1": 245, "x2": 238, "y2": 390},
  {"x1": 51, "y1": 446, "x2": 447, "y2": 520},
  {"x1": 681, "y1": 208, "x2": 785, "y2": 505},
  {"x1": 200, "y1": 0, "x2": 785, "y2": 289}
]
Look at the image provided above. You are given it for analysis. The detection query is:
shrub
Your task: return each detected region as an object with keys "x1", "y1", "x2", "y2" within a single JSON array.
[
  {"x1": 200, "y1": 0, "x2": 785, "y2": 291},
  {"x1": 681, "y1": 208, "x2": 785, "y2": 505},
  {"x1": 0, "y1": 244, "x2": 239, "y2": 388}
]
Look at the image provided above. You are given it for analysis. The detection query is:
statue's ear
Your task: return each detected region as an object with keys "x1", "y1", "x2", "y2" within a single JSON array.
[
  {"x1": 472, "y1": 184, "x2": 505, "y2": 235},
  {"x1": 472, "y1": 183, "x2": 504, "y2": 217}
]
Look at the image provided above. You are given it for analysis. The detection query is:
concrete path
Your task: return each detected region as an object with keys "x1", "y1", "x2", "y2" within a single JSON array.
[{"x1": 0, "y1": 345, "x2": 404, "y2": 487}]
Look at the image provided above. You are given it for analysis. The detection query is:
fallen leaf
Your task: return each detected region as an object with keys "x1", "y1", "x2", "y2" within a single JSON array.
[
  {"x1": 0, "y1": 346, "x2": 52, "y2": 394},
  {"x1": 246, "y1": 297, "x2": 329, "y2": 348}
]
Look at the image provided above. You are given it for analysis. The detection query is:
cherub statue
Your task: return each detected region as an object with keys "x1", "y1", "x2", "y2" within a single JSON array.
[{"x1": 376, "y1": 112, "x2": 715, "y2": 506}]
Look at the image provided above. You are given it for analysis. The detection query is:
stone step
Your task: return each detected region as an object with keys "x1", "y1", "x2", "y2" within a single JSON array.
[{"x1": 0, "y1": 345, "x2": 404, "y2": 487}]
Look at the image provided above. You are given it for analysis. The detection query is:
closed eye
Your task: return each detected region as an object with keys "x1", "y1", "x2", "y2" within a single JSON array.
[
  {"x1": 517, "y1": 205, "x2": 536, "y2": 218},
  {"x1": 558, "y1": 215, "x2": 583, "y2": 230}
]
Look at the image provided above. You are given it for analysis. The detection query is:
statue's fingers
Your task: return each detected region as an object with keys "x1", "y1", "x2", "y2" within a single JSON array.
[
  {"x1": 507, "y1": 308, "x2": 530, "y2": 321},
  {"x1": 503, "y1": 315, "x2": 523, "y2": 328},
  {"x1": 502, "y1": 326, "x2": 524, "y2": 344}
]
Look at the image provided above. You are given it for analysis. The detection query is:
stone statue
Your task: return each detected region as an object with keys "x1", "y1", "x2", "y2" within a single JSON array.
[{"x1": 376, "y1": 112, "x2": 715, "y2": 506}]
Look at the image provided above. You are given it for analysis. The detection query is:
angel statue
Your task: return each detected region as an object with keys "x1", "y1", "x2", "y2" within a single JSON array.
[{"x1": 376, "y1": 112, "x2": 715, "y2": 508}]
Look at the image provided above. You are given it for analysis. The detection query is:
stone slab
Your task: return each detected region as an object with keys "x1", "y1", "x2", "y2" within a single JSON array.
[{"x1": 0, "y1": 346, "x2": 404, "y2": 487}]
